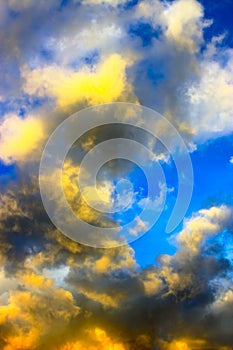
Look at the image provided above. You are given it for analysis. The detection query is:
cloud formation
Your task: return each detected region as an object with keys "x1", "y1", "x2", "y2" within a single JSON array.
[
  {"x1": 0, "y1": 0, "x2": 233, "y2": 349},
  {"x1": 0, "y1": 170, "x2": 232, "y2": 349},
  {"x1": 22, "y1": 54, "x2": 135, "y2": 109}
]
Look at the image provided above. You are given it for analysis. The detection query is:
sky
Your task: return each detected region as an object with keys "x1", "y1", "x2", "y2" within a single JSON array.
[{"x1": 0, "y1": 0, "x2": 233, "y2": 349}]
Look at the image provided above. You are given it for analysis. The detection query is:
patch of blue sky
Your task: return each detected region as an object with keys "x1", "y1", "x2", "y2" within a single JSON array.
[
  {"x1": 69, "y1": 50, "x2": 100, "y2": 70},
  {"x1": 39, "y1": 48, "x2": 55, "y2": 64},
  {"x1": 0, "y1": 95, "x2": 50, "y2": 119},
  {"x1": 59, "y1": 0, "x2": 83, "y2": 10},
  {"x1": 129, "y1": 58, "x2": 168, "y2": 110},
  {"x1": 59, "y1": 0, "x2": 70, "y2": 8},
  {"x1": 131, "y1": 178, "x2": 179, "y2": 266},
  {"x1": 129, "y1": 22, "x2": 163, "y2": 46},
  {"x1": 118, "y1": 0, "x2": 139, "y2": 11},
  {"x1": 83, "y1": 50, "x2": 99, "y2": 67},
  {"x1": 146, "y1": 63, "x2": 165, "y2": 85},
  {"x1": 131, "y1": 209, "x2": 177, "y2": 267},
  {"x1": 112, "y1": 164, "x2": 148, "y2": 225},
  {"x1": 0, "y1": 161, "x2": 18, "y2": 186},
  {"x1": 0, "y1": 99, "x2": 28, "y2": 119},
  {"x1": 20, "y1": 95, "x2": 50, "y2": 114},
  {"x1": 189, "y1": 133, "x2": 233, "y2": 213},
  {"x1": 8, "y1": 8, "x2": 21, "y2": 19},
  {"x1": 200, "y1": 0, "x2": 233, "y2": 47},
  {"x1": 7, "y1": 229, "x2": 45, "y2": 258}
]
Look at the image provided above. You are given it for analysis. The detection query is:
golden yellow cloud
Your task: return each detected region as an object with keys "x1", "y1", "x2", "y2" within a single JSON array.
[
  {"x1": 60, "y1": 328, "x2": 126, "y2": 350},
  {"x1": 22, "y1": 54, "x2": 134, "y2": 109},
  {"x1": 61, "y1": 159, "x2": 110, "y2": 225},
  {"x1": 0, "y1": 114, "x2": 43, "y2": 164},
  {"x1": 0, "y1": 271, "x2": 79, "y2": 350},
  {"x1": 161, "y1": 338, "x2": 209, "y2": 350}
]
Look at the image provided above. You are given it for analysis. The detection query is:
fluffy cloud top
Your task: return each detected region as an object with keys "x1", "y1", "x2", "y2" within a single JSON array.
[{"x1": 163, "y1": 0, "x2": 205, "y2": 51}]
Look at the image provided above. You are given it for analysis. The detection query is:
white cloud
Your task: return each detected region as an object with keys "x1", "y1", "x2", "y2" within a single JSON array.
[
  {"x1": 45, "y1": 22, "x2": 124, "y2": 67},
  {"x1": 185, "y1": 58, "x2": 233, "y2": 139},
  {"x1": 177, "y1": 205, "x2": 232, "y2": 255},
  {"x1": 163, "y1": 0, "x2": 205, "y2": 52},
  {"x1": 129, "y1": 216, "x2": 149, "y2": 237},
  {"x1": 138, "y1": 182, "x2": 173, "y2": 212},
  {"x1": 135, "y1": 0, "x2": 208, "y2": 52}
]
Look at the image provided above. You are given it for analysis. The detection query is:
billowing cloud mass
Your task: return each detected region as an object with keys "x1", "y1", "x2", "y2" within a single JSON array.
[
  {"x1": 0, "y1": 178, "x2": 232, "y2": 349},
  {"x1": 0, "y1": 0, "x2": 233, "y2": 349}
]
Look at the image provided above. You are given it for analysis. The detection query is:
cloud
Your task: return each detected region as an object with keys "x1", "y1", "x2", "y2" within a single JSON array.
[
  {"x1": 0, "y1": 114, "x2": 43, "y2": 164},
  {"x1": 82, "y1": 0, "x2": 127, "y2": 5},
  {"x1": 129, "y1": 216, "x2": 149, "y2": 237},
  {"x1": 59, "y1": 327, "x2": 126, "y2": 350},
  {"x1": 0, "y1": 269, "x2": 18, "y2": 305},
  {"x1": 0, "y1": 0, "x2": 232, "y2": 146},
  {"x1": 130, "y1": 0, "x2": 233, "y2": 143},
  {"x1": 184, "y1": 58, "x2": 233, "y2": 140},
  {"x1": 0, "y1": 271, "x2": 80, "y2": 350},
  {"x1": 22, "y1": 54, "x2": 135, "y2": 109},
  {"x1": 0, "y1": 171, "x2": 233, "y2": 349},
  {"x1": 135, "y1": 0, "x2": 209, "y2": 53},
  {"x1": 7, "y1": 0, "x2": 56, "y2": 11},
  {"x1": 0, "y1": 0, "x2": 233, "y2": 349},
  {"x1": 177, "y1": 205, "x2": 232, "y2": 256},
  {"x1": 163, "y1": 0, "x2": 206, "y2": 52},
  {"x1": 138, "y1": 182, "x2": 172, "y2": 212}
]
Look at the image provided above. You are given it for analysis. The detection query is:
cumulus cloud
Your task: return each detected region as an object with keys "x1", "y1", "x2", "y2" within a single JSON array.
[
  {"x1": 22, "y1": 54, "x2": 136, "y2": 109},
  {"x1": 184, "y1": 57, "x2": 233, "y2": 140},
  {"x1": 0, "y1": 114, "x2": 43, "y2": 164},
  {"x1": 130, "y1": 0, "x2": 233, "y2": 142},
  {"x1": 0, "y1": 270, "x2": 80, "y2": 350},
  {"x1": 163, "y1": 0, "x2": 206, "y2": 52}
]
